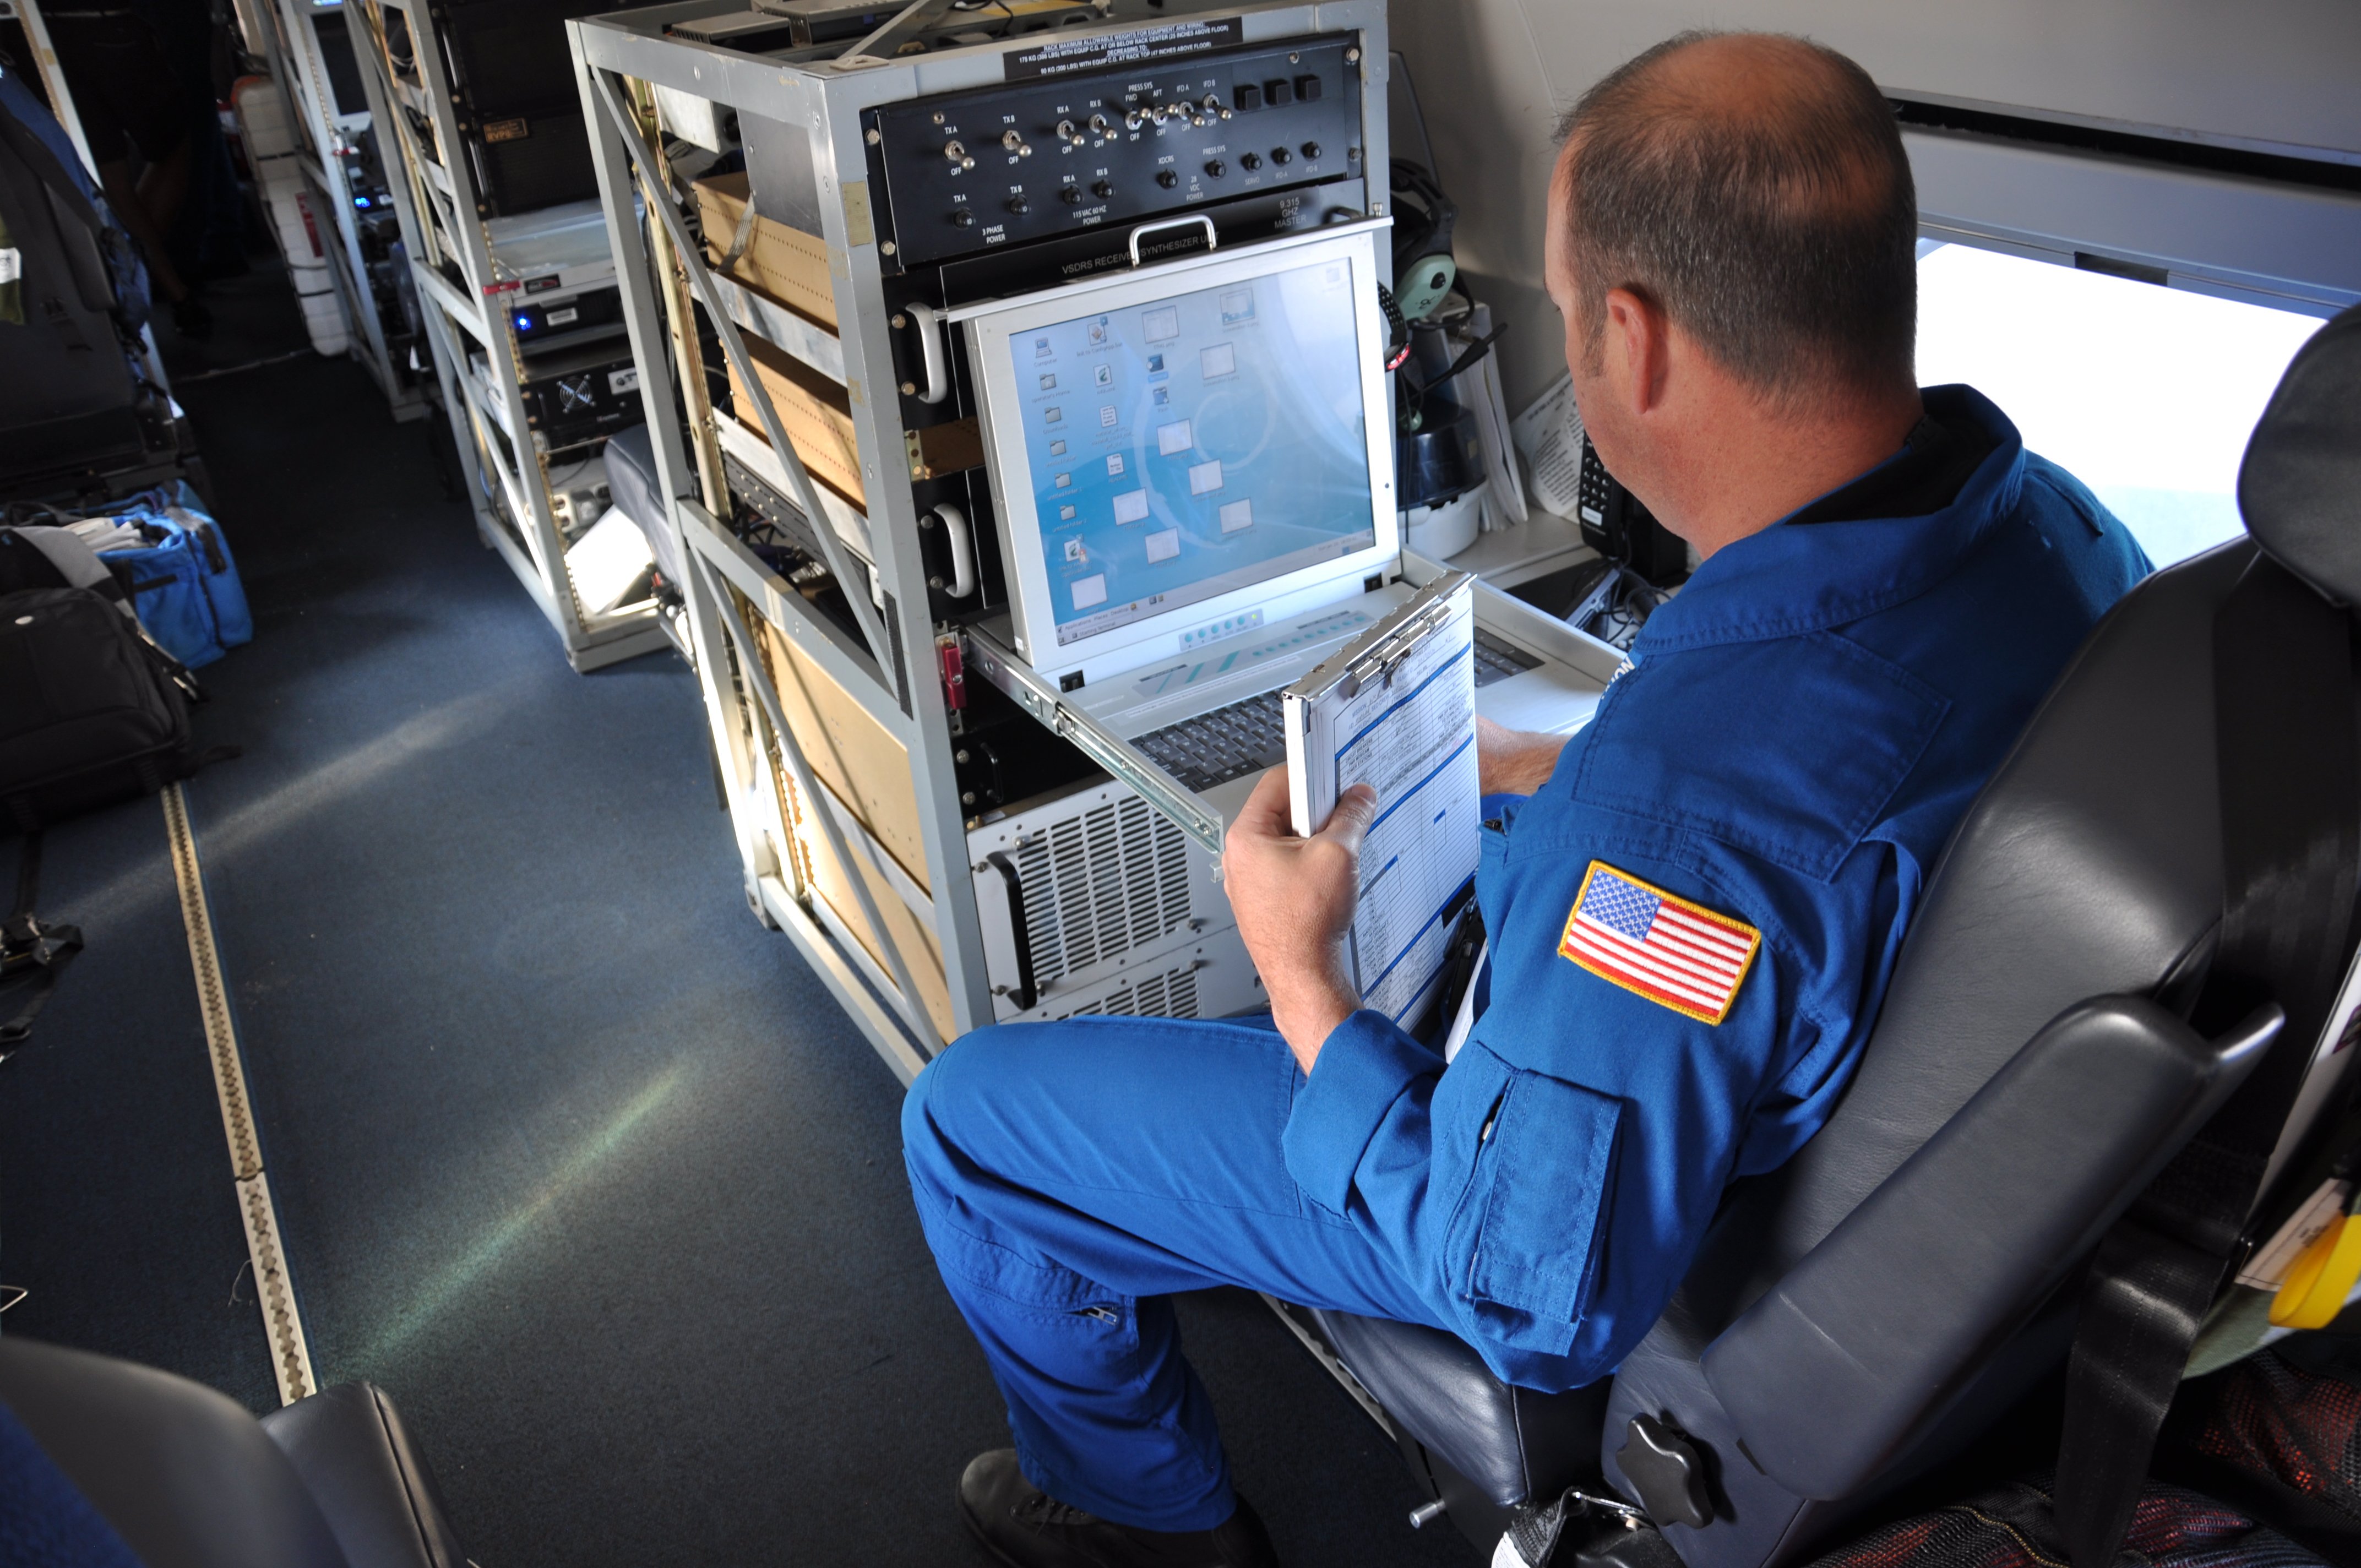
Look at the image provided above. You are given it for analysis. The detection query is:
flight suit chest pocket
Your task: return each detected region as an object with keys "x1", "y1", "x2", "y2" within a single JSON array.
[{"x1": 1444, "y1": 1044, "x2": 1625, "y2": 1357}]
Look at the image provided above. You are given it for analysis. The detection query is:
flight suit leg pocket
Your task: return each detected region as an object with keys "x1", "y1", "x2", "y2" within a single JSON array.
[{"x1": 1446, "y1": 1047, "x2": 1624, "y2": 1358}]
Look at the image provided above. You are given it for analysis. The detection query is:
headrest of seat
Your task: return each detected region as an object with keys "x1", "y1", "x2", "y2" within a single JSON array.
[{"x1": 2240, "y1": 303, "x2": 2361, "y2": 607}]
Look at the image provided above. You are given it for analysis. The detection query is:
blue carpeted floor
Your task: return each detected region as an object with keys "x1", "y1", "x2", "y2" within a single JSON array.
[{"x1": 0, "y1": 267, "x2": 1471, "y2": 1564}]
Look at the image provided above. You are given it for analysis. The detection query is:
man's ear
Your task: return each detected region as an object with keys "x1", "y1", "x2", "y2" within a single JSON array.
[{"x1": 1602, "y1": 286, "x2": 1671, "y2": 415}]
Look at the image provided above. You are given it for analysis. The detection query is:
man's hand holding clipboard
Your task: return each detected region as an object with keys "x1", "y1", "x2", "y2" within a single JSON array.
[
  {"x1": 1221, "y1": 573, "x2": 1484, "y2": 1074},
  {"x1": 1221, "y1": 770, "x2": 1378, "y2": 1074}
]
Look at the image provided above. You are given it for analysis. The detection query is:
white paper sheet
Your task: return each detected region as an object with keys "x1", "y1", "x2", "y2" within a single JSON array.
[
  {"x1": 1510, "y1": 371, "x2": 1587, "y2": 518},
  {"x1": 1466, "y1": 304, "x2": 1528, "y2": 531},
  {"x1": 1285, "y1": 578, "x2": 1481, "y2": 1026}
]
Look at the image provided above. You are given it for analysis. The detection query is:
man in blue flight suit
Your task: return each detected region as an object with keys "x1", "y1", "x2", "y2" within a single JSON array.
[{"x1": 905, "y1": 31, "x2": 2151, "y2": 1568}]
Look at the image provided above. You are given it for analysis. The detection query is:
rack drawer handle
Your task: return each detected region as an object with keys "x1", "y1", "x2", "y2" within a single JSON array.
[{"x1": 1127, "y1": 214, "x2": 1216, "y2": 268}]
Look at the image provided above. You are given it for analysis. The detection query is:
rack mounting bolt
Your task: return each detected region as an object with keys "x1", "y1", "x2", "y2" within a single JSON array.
[{"x1": 866, "y1": 127, "x2": 882, "y2": 144}]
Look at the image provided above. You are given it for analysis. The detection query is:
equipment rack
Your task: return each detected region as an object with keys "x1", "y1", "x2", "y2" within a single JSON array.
[
  {"x1": 249, "y1": 0, "x2": 433, "y2": 422},
  {"x1": 347, "y1": 0, "x2": 670, "y2": 671},
  {"x1": 570, "y1": 0, "x2": 1395, "y2": 1081}
]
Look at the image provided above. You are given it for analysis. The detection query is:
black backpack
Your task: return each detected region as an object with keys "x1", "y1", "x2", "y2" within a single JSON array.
[
  {"x1": 0, "y1": 538, "x2": 230, "y2": 1053},
  {"x1": 0, "y1": 584, "x2": 207, "y2": 830}
]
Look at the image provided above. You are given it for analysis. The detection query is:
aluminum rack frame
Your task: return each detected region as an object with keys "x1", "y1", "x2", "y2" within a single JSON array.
[
  {"x1": 253, "y1": 0, "x2": 432, "y2": 422},
  {"x1": 571, "y1": 0, "x2": 1391, "y2": 1081},
  {"x1": 349, "y1": 0, "x2": 669, "y2": 672}
]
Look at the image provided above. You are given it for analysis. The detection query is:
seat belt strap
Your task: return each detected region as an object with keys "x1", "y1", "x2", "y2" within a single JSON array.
[{"x1": 2055, "y1": 554, "x2": 2360, "y2": 1567}]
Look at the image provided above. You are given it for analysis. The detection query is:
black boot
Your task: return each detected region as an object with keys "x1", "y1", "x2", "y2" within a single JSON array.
[{"x1": 958, "y1": 1450, "x2": 1282, "y2": 1568}]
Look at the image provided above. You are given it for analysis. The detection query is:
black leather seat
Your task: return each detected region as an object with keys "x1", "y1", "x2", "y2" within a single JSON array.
[
  {"x1": 1287, "y1": 302, "x2": 2361, "y2": 1566},
  {"x1": 0, "y1": 1336, "x2": 469, "y2": 1568}
]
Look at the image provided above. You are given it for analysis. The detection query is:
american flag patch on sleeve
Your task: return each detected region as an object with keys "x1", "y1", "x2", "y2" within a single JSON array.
[{"x1": 1558, "y1": 862, "x2": 1761, "y2": 1025}]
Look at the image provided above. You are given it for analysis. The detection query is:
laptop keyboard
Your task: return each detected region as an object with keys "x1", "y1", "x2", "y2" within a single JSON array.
[
  {"x1": 1133, "y1": 634, "x2": 1544, "y2": 794},
  {"x1": 1135, "y1": 691, "x2": 1289, "y2": 793},
  {"x1": 1474, "y1": 630, "x2": 1541, "y2": 687}
]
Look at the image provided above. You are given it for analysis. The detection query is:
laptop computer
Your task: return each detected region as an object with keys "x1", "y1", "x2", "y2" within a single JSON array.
[{"x1": 953, "y1": 220, "x2": 1612, "y2": 828}]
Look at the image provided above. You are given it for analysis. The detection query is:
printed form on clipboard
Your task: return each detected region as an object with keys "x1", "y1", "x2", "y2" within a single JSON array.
[{"x1": 1283, "y1": 571, "x2": 1481, "y2": 1028}]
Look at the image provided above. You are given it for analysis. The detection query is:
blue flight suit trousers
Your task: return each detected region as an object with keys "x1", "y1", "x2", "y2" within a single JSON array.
[{"x1": 902, "y1": 1010, "x2": 1445, "y2": 1532}]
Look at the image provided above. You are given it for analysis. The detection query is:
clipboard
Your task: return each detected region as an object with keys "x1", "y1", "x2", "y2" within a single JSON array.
[{"x1": 1282, "y1": 572, "x2": 1482, "y2": 1026}]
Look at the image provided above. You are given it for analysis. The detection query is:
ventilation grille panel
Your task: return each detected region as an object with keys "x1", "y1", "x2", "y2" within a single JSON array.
[
  {"x1": 1012, "y1": 796, "x2": 1191, "y2": 986},
  {"x1": 1049, "y1": 962, "x2": 1201, "y2": 1022}
]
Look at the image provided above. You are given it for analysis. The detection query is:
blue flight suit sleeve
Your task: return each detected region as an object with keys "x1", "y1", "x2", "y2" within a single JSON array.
[{"x1": 1281, "y1": 807, "x2": 1851, "y2": 1391}]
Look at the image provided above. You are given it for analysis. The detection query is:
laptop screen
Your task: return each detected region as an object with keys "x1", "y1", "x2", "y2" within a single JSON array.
[
  {"x1": 1012, "y1": 257, "x2": 1377, "y2": 646},
  {"x1": 958, "y1": 225, "x2": 1396, "y2": 677}
]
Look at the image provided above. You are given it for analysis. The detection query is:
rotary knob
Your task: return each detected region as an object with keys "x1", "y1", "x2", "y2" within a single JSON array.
[{"x1": 1156, "y1": 169, "x2": 1178, "y2": 188}]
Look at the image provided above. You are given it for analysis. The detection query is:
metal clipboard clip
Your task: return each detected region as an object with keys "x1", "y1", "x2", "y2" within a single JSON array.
[{"x1": 1334, "y1": 572, "x2": 1472, "y2": 701}]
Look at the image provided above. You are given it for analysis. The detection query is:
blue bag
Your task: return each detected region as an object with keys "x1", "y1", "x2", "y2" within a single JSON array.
[{"x1": 107, "y1": 484, "x2": 253, "y2": 668}]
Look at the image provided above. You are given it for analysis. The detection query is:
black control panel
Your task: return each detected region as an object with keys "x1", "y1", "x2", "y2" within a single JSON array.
[{"x1": 864, "y1": 33, "x2": 1364, "y2": 271}]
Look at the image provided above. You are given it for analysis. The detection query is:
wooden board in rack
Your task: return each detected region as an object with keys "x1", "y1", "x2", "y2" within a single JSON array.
[
  {"x1": 694, "y1": 171, "x2": 837, "y2": 330},
  {"x1": 725, "y1": 335, "x2": 984, "y2": 508},
  {"x1": 751, "y1": 603, "x2": 929, "y2": 893},
  {"x1": 778, "y1": 777, "x2": 958, "y2": 1044}
]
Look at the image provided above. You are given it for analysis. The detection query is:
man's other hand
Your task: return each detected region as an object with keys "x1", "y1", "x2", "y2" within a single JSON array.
[
  {"x1": 1477, "y1": 714, "x2": 1570, "y2": 797},
  {"x1": 1223, "y1": 769, "x2": 1375, "y2": 1074}
]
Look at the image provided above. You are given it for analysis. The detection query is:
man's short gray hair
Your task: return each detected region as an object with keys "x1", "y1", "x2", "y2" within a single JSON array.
[{"x1": 1555, "y1": 32, "x2": 1919, "y2": 408}]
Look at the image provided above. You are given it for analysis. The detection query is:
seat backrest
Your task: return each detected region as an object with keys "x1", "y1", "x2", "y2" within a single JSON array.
[
  {"x1": 1664, "y1": 303, "x2": 2361, "y2": 1342},
  {"x1": 1662, "y1": 541, "x2": 2243, "y2": 1337},
  {"x1": 0, "y1": 1336, "x2": 351, "y2": 1568},
  {"x1": 1601, "y1": 304, "x2": 2361, "y2": 1568}
]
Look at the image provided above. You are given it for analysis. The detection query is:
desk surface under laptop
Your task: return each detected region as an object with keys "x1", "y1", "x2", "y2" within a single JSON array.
[{"x1": 964, "y1": 567, "x2": 1621, "y2": 845}]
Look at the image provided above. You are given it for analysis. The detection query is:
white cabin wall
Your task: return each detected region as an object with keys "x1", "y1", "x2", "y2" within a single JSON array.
[{"x1": 1390, "y1": 0, "x2": 2361, "y2": 412}]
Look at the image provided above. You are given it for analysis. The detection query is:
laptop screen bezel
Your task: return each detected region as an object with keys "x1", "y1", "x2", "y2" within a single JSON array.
[{"x1": 955, "y1": 221, "x2": 1399, "y2": 686}]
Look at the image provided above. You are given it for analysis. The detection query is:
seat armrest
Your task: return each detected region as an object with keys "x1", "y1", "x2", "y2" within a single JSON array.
[
  {"x1": 1700, "y1": 995, "x2": 2278, "y2": 1502},
  {"x1": 259, "y1": 1384, "x2": 469, "y2": 1568}
]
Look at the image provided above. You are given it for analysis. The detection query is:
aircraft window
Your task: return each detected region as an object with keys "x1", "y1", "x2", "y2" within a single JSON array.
[{"x1": 1915, "y1": 242, "x2": 2323, "y2": 568}]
